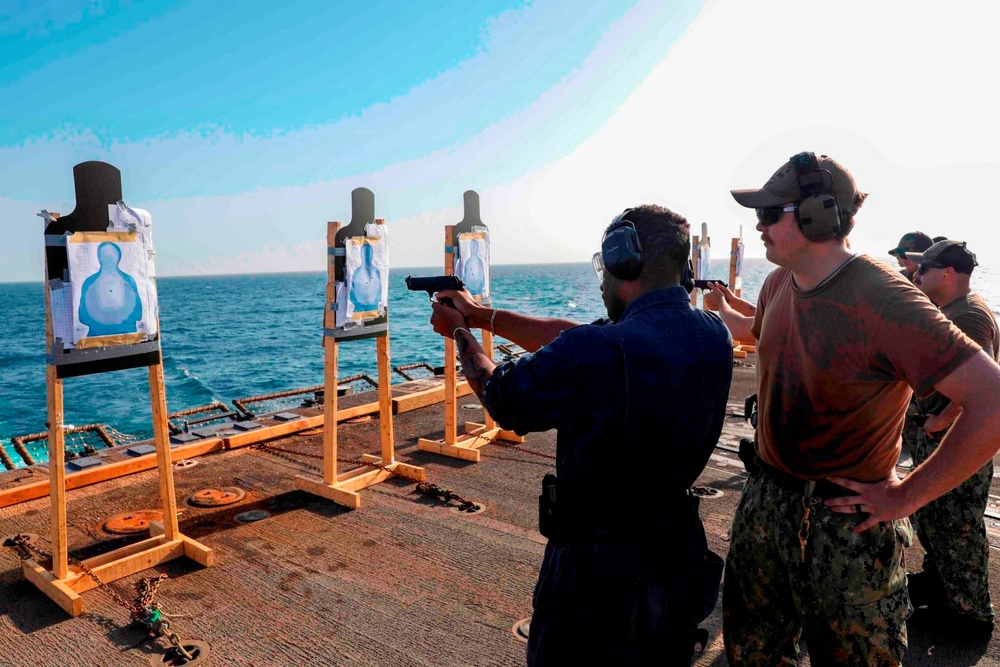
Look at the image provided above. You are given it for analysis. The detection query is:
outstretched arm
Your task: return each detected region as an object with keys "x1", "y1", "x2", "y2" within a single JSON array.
[
  {"x1": 429, "y1": 301, "x2": 496, "y2": 398},
  {"x1": 436, "y1": 289, "x2": 579, "y2": 352},
  {"x1": 703, "y1": 282, "x2": 756, "y2": 342}
]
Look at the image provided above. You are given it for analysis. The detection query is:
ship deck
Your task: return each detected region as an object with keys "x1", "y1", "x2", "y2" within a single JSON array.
[{"x1": 3, "y1": 359, "x2": 1000, "y2": 666}]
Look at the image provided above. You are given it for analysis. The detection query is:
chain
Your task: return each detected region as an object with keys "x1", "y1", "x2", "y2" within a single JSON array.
[
  {"x1": 460, "y1": 431, "x2": 557, "y2": 460},
  {"x1": 3, "y1": 534, "x2": 194, "y2": 661},
  {"x1": 251, "y1": 442, "x2": 479, "y2": 510}
]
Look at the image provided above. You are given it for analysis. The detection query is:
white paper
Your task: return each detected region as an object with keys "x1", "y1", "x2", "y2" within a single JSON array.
[
  {"x1": 696, "y1": 241, "x2": 711, "y2": 280},
  {"x1": 68, "y1": 233, "x2": 158, "y2": 344},
  {"x1": 455, "y1": 226, "x2": 490, "y2": 301},
  {"x1": 109, "y1": 203, "x2": 156, "y2": 277},
  {"x1": 49, "y1": 281, "x2": 75, "y2": 348}
]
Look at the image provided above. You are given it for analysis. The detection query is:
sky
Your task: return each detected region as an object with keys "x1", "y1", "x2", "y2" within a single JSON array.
[{"x1": 2, "y1": 0, "x2": 999, "y2": 283}]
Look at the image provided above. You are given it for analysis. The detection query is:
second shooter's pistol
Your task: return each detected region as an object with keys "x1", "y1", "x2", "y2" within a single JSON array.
[
  {"x1": 694, "y1": 279, "x2": 728, "y2": 290},
  {"x1": 405, "y1": 275, "x2": 466, "y2": 308}
]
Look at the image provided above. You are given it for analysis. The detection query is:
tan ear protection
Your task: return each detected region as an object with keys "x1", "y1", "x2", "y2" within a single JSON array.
[{"x1": 790, "y1": 152, "x2": 843, "y2": 242}]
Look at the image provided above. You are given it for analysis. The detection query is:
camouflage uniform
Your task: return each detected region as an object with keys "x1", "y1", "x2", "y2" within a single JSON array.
[
  {"x1": 900, "y1": 409, "x2": 920, "y2": 462},
  {"x1": 724, "y1": 470, "x2": 913, "y2": 666},
  {"x1": 910, "y1": 427, "x2": 994, "y2": 622}
]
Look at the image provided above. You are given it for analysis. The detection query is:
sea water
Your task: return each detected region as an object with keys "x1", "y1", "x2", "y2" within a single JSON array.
[{"x1": 1, "y1": 258, "x2": 996, "y2": 467}]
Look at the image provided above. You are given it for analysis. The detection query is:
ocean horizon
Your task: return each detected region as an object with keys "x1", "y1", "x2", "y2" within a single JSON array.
[{"x1": 1, "y1": 257, "x2": 997, "y2": 468}]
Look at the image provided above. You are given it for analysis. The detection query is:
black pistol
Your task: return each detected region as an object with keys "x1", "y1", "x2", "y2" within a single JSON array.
[
  {"x1": 405, "y1": 275, "x2": 466, "y2": 308},
  {"x1": 693, "y1": 279, "x2": 728, "y2": 290}
]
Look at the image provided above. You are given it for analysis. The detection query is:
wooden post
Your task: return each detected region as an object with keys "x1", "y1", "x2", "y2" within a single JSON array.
[
  {"x1": 45, "y1": 365, "x2": 69, "y2": 579},
  {"x1": 377, "y1": 327, "x2": 394, "y2": 464},
  {"x1": 443, "y1": 225, "x2": 458, "y2": 445},
  {"x1": 730, "y1": 234, "x2": 744, "y2": 298},
  {"x1": 296, "y1": 217, "x2": 425, "y2": 509},
  {"x1": 149, "y1": 363, "x2": 179, "y2": 541}
]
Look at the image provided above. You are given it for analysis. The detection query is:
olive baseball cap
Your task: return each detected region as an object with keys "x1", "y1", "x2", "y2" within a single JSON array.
[
  {"x1": 905, "y1": 239, "x2": 979, "y2": 274},
  {"x1": 888, "y1": 231, "x2": 933, "y2": 257},
  {"x1": 731, "y1": 153, "x2": 864, "y2": 215}
]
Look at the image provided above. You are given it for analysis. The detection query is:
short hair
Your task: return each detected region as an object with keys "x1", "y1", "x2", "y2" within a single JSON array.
[{"x1": 606, "y1": 204, "x2": 690, "y2": 288}]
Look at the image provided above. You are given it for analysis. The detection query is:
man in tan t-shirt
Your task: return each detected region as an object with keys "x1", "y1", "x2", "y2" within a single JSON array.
[
  {"x1": 718, "y1": 152, "x2": 1000, "y2": 666},
  {"x1": 904, "y1": 240, "x2": 999, "y2": 635}
]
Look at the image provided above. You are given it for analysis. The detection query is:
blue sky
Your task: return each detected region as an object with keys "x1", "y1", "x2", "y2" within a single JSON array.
[{"x1": 2, "y1": 0, "x2": 999, "y2": 284}]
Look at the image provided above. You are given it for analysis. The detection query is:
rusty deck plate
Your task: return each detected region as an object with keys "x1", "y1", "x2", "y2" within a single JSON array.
[
  {"x1": 102, "y1": 510, "x2": 163, "y2": 535},
  {"x1": 187, "y1": 487, "x2": 246, "y2": 508}
]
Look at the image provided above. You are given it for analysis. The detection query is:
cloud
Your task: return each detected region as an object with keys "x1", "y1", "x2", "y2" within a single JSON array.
[{"x1": 4, "y1": 0, "x2": 999, "y2": 284}]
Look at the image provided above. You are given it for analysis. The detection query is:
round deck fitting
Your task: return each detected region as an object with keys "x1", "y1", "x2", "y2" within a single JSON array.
[
  {"x1": 173, "y1": 459, "x2": 198, "y2": 470},
  {"x1": 461, "y1": 404, "x2": 482, "y2": 410},
  {"x1": 344, "y1": 415, "x2": 373, "y2": 424},
  {"x1": 150, "y1": 639, "x2": 210, "y2": 666},
  {"x1": 689, "y1": 486, "x2": 723, "y2": 499},
  {"x1": 511, "y1": 617, "x2": 531, "y2": 643},
  {"x1": 453, "y1": 502, "x2": 485, "y2": 515},
  {"x1": 187, "y1": 487, "x2": 246, "y2": 508},
  {"x1": 234, "y1": 510, "x2": 270, "y2": 523},
  {"x1": 102, "y1": 511, "x2": 163, "y2": 535}
]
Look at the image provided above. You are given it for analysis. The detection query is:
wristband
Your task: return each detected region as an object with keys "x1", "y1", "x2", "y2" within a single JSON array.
[
  {"x1": 489, "y1": 308, "x2": 499, "y2": 335},
  {"x1": 452, "y1": 326, "x2": 472, "y2": 341}
]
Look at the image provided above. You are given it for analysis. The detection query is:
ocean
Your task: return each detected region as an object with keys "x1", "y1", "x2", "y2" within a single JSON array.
[{"x1": 1, "y1": 258, "x2": 997, "y2": 467}]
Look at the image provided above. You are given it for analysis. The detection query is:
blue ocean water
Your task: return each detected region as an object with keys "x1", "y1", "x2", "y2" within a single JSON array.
[{"x1": 1, "y1": 257, "x2": 996, "y2": 467}]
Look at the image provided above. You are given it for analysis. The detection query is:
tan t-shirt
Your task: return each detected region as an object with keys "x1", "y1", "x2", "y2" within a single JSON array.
[
  {"x1": 751, "y1": 255, "x2": 981, "y2": 482},
  {"x1": 916, "y1": 292, "x2": 999, "y2": 416}
]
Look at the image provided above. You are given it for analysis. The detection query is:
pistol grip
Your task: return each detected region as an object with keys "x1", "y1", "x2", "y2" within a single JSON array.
[{"x1": 439, "y1": 297, "x2": 455, "y2": 308}]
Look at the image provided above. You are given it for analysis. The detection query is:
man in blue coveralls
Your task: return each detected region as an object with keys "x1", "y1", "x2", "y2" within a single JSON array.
[{"x1": 429, "y1": 204, "x2": 734, "y2": 666}]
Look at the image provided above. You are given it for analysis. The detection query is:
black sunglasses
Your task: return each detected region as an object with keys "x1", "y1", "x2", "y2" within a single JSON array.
[
  {"x1": 917, "y1": 263, "x2": 946, "y2": 274},
  {"x1": 755, "y1": 205, "x2": 797, "y2": 227}
]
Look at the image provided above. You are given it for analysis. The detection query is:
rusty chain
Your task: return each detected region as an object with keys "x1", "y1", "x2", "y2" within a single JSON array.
[
  {"x1": 251, "y1": 442, "x2": 480, "y2": 510},
  {"x1": 459, "y1": 431, "x2": 556, "y2": 460},
  {"x1": 3, "y1": 534, "x2": 195, "y2": 661}
]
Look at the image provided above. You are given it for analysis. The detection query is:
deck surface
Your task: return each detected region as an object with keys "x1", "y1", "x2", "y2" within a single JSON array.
[{"x1": 2, "y1": 360, "x2": 1000, "y2": 666}]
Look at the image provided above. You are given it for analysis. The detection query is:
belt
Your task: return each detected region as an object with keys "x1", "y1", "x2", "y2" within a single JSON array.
[{"x1": 754, "y1": 457, "x2": 853, "y2": 500}]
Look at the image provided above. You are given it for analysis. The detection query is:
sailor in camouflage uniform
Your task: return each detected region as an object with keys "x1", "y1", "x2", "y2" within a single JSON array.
[
  {"x1": 907, "y1": 240, "x2": 999, "y2": 633},
  {"x1": 714, "y1": 153, "x2": 1000, "y2": 666}
]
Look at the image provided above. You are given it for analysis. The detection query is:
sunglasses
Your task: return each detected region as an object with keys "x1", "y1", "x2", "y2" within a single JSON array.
[
  {"x1": 917, "y1": 263, "x2": 946, "y2": 275},
  {"x1": 592, "y1": 251, "x2": 604, "y2": 281},
  {"x1": 755, "y1": 205, "x2": 797, "y2": 227}
]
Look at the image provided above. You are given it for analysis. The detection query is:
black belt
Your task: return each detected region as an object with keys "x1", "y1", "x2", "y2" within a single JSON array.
[
  {"x1": 754, "y1": 457, "x2": 851, "y2": 499},
  {"x1": 738, "y1": 437, "x2": 852, "y2": 500}
]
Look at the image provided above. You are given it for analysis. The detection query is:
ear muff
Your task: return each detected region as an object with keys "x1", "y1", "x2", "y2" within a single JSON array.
[
  {"x1": 602, "y1": 209, "x2": 643, "y2": 280},
  {"x1": 681, "y1": 258, "x2": 695, "y2": 294},
  {"x1": 790, "y1": 152, "x2": 842, "y2": 243}
]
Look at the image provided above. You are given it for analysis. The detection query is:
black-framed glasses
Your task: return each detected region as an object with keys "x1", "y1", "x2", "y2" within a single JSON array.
[{"x1": 755, "y1": 205, "x2": 797, "y2": 227}]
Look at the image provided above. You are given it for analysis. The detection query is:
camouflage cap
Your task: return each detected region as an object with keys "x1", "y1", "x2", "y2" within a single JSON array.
[
  {"x1": 905, "y1": 239, "x2": 979, "y2": 274},
  {"x1": 888, "y1": 231, "x2": 933, "y2": 257},
  {"x1": 731, "y1": 153, "x2": 865, "y2": 216}
]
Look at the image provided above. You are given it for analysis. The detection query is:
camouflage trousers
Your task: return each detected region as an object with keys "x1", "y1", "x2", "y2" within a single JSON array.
[
  {"x1": 723, "y1": 472, "x2": 913, "y2": 666},
  {"x1": 901, "y1": 410, "x2": 920, "y2": 461},
  {"x1": 910, "y1": 427, "x2": 994, "y2": 622}
]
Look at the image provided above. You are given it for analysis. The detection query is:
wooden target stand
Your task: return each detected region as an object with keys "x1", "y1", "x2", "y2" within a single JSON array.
[
  {"x1": 27, "y1": 162, "x2": 212, "y2": 617},
  {"x1": 417, "y1": 190, "x2": 523, "y2": 463},
  {"x1": 295, "y1": 188, "x2": 424, "y2": 509}
]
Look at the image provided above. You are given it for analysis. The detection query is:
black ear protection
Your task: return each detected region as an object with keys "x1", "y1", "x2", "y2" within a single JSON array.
[
  {"x1": 681, "y1": 258, "x2": 695, "y2": 293},
  {"x1": 601, "y1": 208, "x2": 643, "y2": 280},
  {"x1": 790, "y1": 152, "x2": 842, "y2": 243}
]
